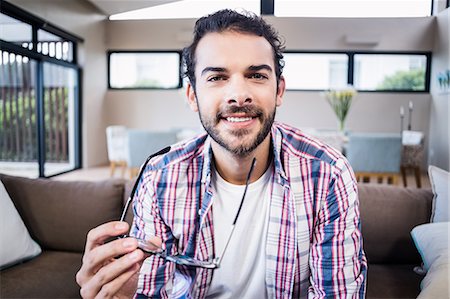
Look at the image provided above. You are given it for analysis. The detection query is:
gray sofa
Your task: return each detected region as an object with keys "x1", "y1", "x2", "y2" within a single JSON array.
[{"x1": 0, "y1": 173, "x2": 433, "y2": 298}]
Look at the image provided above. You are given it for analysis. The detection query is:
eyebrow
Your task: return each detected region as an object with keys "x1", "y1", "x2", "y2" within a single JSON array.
[
  {"x1": 201, "y1": 67, "x2": 226, "y2": 76},
  {"x1": 248, "y1": 64, "x2": 273, "y2": 72},
  {"x1": 200, "y1": 64, "x2": 273, "y2": 77}
]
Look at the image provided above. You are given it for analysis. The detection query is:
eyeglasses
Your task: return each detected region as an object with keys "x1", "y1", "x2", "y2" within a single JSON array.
[{"x1": 119, "y1": 147, "x2": 256, "y2": 269}]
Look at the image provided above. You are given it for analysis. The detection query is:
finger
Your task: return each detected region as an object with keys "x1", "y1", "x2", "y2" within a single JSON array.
[
  {"x1": 82, "y1": 250, "x2": 144, "y2": 298},
  {"x1": 84, "y1": 237, "x2": 139, "y2": 276},
  {"x1": 78, "y1": 223, "x2": 133, "y2": 290},
  {"x1": 85, "y1": 221, "x2": 130, "y2": 253},
  {"x1": 96, "y1": 255, "x2": 143, "y2": 299}
]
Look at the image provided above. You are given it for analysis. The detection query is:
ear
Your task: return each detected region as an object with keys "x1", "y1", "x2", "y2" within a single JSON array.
[
  {"x1": 186, "y1": 82, "x2": 199, "y2": 112},
  {"x1": 276, "y1": 75, "x2": 285, "y2": 107}
]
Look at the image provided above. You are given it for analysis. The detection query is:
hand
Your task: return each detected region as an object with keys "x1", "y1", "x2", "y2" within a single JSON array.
[{"x1": 76, "y1": 221, "x2": 149, "y2": 299}]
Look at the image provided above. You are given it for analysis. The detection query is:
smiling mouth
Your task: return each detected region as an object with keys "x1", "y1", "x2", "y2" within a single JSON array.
[
  {"x1": 226, "y1": 116, "x2": 254, "y2": 123},
  {"x1": 217, "y1": 105, "x2": 263, "y2": 124}
]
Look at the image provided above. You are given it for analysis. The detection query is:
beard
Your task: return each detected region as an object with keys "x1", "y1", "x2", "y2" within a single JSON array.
[{"x1": 197, "y1": 103, "x2": 276, "y2": 157}]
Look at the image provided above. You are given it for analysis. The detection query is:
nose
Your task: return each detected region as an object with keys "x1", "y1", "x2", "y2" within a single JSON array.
[{"x1": 225, "y1": 76, "x2": 252, "y2": 106}]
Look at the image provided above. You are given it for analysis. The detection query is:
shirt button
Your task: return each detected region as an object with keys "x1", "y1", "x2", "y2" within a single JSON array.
[{"x1": 198, "y1": 209, "x2": 202, "y2": 215}]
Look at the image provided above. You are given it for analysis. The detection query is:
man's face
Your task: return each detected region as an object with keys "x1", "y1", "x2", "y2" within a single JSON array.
[{"x1": 187, "y1": 31, "x2": 285, "y2": 157}]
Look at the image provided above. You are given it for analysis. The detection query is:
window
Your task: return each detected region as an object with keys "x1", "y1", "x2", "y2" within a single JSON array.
[
  {"x1": 283, "y1": 53, "x2": 348, "y2": 90},
  {"x1": 0, "y1": 1, "x2": 82, "y2": 178},
  {"x1": 0, "y1": 12, "x2": 32, "y2": 45},
  {"x1": 108, "y1": 51, "x2": 181, "y2": 89},
  {"x1": 353, "y1": 54, "x2": 428, "y2": 91},
  {"x1": 283, "y1": 51, "x2": 430, "y2": 92},
  {"x1": 42, "y1": 62, "x2": 79, "y2": 176},
  {"x1": 0, "y1": 52, "x2": 39, "y2": 176},
  {"x1": 37, "y1": 29, "x2": 74, "y2": 62},
  {"x1": 275, "y1": 0, "x2": 432, "y2": 17}
]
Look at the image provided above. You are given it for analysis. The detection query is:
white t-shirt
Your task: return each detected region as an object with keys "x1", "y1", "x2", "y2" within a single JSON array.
[{"x1": 206, "y1": 164, "x2": 273, "y2": 299}]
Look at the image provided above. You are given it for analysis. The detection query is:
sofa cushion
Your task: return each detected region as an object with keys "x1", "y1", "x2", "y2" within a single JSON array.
[
  {"x1": 428, "y1": 165, "x2": 449, "y2": 222},
  {"x1": 0, "y1": 174, "x2": 124, "y2": 253},
  {"x1": 0, "y1": 179, "x2": 41, "y2": 269},
  {"x1": 0, "y1": 250, "x2": 82, "y2": 298},
  {"x1": 366, "y1": 264, "x2": 421, "y2": 299},
  {"x1": 358, "y1": 184, "x2": 432, "y2": 264}
]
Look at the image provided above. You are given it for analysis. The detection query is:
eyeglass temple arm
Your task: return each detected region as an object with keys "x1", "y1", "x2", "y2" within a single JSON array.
[
  {"x1": 215, "y1": 157, "x2": 257, "y2": 267},
  {"x1": 119, "y1": 146, "x2": 171, "y2": 222}
]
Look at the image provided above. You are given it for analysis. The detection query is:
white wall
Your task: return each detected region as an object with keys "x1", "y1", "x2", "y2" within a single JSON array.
[
  {"x1": 105, "y1": 89, "x2": 201, "y2": 131},
  {"x1": 269, "y1": 17, "x2": 434, "y2": 51},
  {"x1": 9, "y1": 1, "x2": 442, "y2": 168},
  {"x1": 429, "y1": 8, "x2": 450, "y2": 171},
  {"x1": 278, "y1": 92, "x2": 431, "y2": 133},
  {"x1": 10, "y1": 0, "x2": 109, "y2": 167},
  {"x1": 105, "y1": 18, "x2": 201, "y2": 132},
  {"x1": 105, "y1": 17, "x2": 434, "y2": 154}
]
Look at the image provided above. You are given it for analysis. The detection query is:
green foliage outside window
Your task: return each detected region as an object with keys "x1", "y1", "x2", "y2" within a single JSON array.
[
  {"x1": 133, "y1": 79, "x2": 161, "y2": 88},
  {"x1": 376, "y1": 69, "x2": 425, "y2": 91},
  {"x1": 0, "y1": 88, "x2": 69, "y2": 162}
]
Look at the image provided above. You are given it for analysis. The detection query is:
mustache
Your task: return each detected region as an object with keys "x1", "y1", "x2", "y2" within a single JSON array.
[{"x1": 216, "y1": 105, "x2": 264, "y2": 119}]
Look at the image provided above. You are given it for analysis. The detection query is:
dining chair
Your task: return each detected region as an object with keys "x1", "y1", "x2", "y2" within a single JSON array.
[
  {"x1": 106, "y1": 125, "x2": 128, "y2": 177},
  {"x1": 126, "y1": 129, "x2": 178, "y2": 178}
]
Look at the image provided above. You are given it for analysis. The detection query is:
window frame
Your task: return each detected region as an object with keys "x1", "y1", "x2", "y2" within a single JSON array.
[
  {"x1": 1, "y1": 1, "x2": 82, "y2": 63},
  {"x1": 0, "y1": 1, "x2": 83, "y2": 178},
  {"x1": 283, "y1": 50, "x2": 431, "y2": 93},
  {"x1": 107, "y1": 50, "x2": 183, "y2": 90}
]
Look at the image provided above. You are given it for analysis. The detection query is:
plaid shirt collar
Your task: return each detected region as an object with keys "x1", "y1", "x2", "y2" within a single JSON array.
[{"x1": 200, "y1": 121, "x2": 289, "y2": 190}]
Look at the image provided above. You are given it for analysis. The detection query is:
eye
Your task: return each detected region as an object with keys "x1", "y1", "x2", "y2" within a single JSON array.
[
  {"x1": 249, "y1": 73, "x2": 268, "y2": 80},
  {"x1": 207, "y1": 75, "x2": 226, "y2": 82}
]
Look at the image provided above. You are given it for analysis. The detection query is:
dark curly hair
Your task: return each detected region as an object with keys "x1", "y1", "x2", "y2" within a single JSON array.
[{"x1": 182, "y1": 9, "x2": 285, "y2": 91}]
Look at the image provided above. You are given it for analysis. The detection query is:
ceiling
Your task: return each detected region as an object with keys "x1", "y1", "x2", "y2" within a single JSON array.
[{"x1": 85, "y1": 0, "x2": 180, "y2": 16}]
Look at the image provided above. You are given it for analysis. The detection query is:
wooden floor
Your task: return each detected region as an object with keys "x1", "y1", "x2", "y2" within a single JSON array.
[{"x1": 54, "y1": 165, "x2": 431, "y2": 189}]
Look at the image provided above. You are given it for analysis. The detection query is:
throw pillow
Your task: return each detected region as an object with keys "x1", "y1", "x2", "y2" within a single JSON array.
[
  {"x1": 411, "y1": 222, "x2": 449, "y2": 299},
  {"x1": 428, "y1": 165, "x2": 449, "y2": 222},
  {"x1": 411, "y1": 222, "x2": 449, "y2": 270},
  {"x1": 0, "y1": 179, "x2": 42, "y2": 270},
  {"x1": 417, "y1": 258, "x2": 449, "y2": 299}
]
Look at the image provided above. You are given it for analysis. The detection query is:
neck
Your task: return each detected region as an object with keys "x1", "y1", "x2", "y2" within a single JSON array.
[{"x1": 211, "y1": 135, "x2": 272, "y2": 185}]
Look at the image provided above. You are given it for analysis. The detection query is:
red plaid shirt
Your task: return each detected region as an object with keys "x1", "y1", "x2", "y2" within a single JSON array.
[{"x1": 131, "y1": 122, "x2": 367, "y2": 298}]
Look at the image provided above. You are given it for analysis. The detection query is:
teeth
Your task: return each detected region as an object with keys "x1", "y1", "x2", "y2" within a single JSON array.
[{"x1": 226, "y1": 117, "x2": 252, "y2": 123}]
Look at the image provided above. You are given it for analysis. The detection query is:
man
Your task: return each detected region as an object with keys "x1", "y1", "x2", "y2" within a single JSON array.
[{"x1": 76, "y1": 9, "x2": 367, "y2": 298}]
